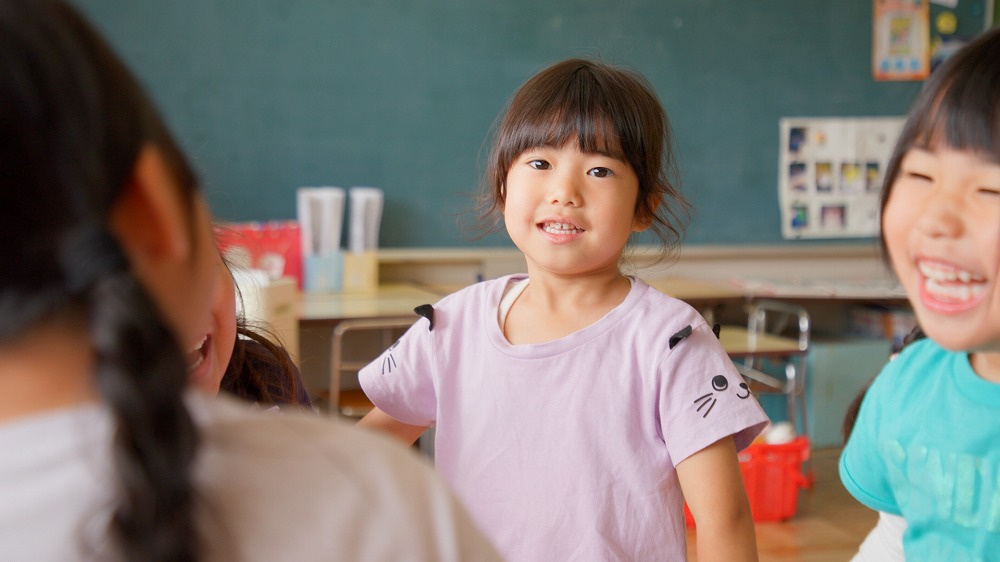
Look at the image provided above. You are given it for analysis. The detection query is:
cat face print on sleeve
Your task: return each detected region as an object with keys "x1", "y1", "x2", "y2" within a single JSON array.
[{"x1": 668, "y1": 324, "x2": 752, "y2": 419}]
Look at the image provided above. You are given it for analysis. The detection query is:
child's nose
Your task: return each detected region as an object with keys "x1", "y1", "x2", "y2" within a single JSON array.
[
  {"x1": 915, "y1": 190, "x2": 964, "y2": 239},
  {"x1": 547, "y1": 173, "x2": 581, "y2": 206}
]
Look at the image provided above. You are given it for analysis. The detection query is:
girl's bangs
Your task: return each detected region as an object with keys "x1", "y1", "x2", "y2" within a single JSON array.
[
  {"x1": 912, "y1": 67, "x2": 1000, "y2": 159},
  {"x1": 501, "y1": 88, "x2": 626, "y2": 161}
]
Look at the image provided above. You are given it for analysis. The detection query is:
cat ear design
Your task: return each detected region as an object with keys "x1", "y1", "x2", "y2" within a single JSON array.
[
  {"x1": 669, "y1": 325, "x2": 693, "y2": 349},
  {"x1": 414, "y1": 304, "x2": 435, "y2": 331}
]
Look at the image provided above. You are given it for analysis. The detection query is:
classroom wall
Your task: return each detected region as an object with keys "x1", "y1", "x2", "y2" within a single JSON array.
[{"x1": 74, "y1": 0, "x2": 928, "y2": 248}]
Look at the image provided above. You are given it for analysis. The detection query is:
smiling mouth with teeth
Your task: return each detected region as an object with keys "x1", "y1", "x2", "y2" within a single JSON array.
[
  {"x1": 918, "y1": 261, "x2": 987, "y2": 304},
  {"x1": 541, "y1": 222, "x2": 584, "y2": 235},
  {"x1": 186, "y1": 335, "x2": 210, "y2": 372}
]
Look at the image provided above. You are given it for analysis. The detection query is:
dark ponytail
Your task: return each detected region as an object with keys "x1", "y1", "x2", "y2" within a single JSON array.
[
  {"x1": 1, "y1": 1, "x2": 202, "y2": 559},
  {"x1": 66, "y1": 226, "x2": 201, "y2": 560}
]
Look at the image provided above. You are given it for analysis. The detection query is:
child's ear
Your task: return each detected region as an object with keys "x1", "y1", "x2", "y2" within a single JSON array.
[
  {"x1": 632, "y1": 191, "x2": 662, "y2": 232},
  {"x1": 108, "y1": 145, "x2": 192, "y2": 269}
]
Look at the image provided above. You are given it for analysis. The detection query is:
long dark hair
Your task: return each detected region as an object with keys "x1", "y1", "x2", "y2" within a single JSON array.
[
  {"x1": 878, "y1": 26, "x2": 1000, "y2": 260},
  {"x1": 478, "y1": 58, "x2": 690, "y2": 259},
  {"x1": 0, "y1": 0, "x2": 201, "y2": 559}
]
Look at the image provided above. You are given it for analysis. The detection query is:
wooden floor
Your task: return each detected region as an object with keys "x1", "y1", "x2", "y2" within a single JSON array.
[{"x1": 687, "y1": 447, "x2": 876, "y2": 562}]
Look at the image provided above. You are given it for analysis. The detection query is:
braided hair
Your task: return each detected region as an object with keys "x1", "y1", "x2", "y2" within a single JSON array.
[{"x1": 1, "y1": 1, "x2": 201, "y2": 559}]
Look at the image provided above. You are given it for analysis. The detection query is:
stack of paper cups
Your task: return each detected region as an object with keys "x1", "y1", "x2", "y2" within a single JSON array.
[
  {"x1": 348, "y1": 187, "x2": 383, "y2": 253},
  {"x1": 297, "y1": 187, "x2": 345, "y2": 292},
  {"x1": 345, "y1": 187, "x2": 383, "y2": 292}
]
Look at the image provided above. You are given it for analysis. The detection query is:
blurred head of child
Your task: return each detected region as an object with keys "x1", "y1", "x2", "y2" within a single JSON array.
[
  {"x1": 186, "y1": 251, "x2": 238, "y2": 395},
  {"x1": 878, "y1": 30, "x2": 1000, "y2": 379},
  {"x1": 0, "y1": 0, "x2": 223, "y2": 557},
  {"x1": 0, "y1": 2, "x2": 501, "y2": 561},
  {"x1": 186, "y1": 250, "x2": 309, "y2": 408},
  {"x1": 839, "y1": 27, "x2": 1000, "y2": 561}
]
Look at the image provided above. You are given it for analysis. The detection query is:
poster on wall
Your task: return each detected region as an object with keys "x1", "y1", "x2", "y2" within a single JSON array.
[
  {"x1": 778, "y1": 117, "x2": 905, "y2": 240},
  {"x1": 873, "y1": 0, "x2": 930, "y2": 80}
]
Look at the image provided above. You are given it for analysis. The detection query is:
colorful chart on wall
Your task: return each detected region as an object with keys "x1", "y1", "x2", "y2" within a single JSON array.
[
  {"x1": 873, "y1": 0, "x2": 931, "y2": 80},
  {"x1": 778, "y1": 117, "x2": 905, "y2": 240}
]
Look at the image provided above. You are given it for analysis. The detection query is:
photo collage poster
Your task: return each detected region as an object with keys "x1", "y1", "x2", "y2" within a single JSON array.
[{"x1": 778, "y1": 117, "x2": 905, "y2": 240}]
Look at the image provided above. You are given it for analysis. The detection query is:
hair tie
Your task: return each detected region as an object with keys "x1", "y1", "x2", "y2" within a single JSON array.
[{"x1": 59, "y1": 223, "x2": 129, "y2": 293}]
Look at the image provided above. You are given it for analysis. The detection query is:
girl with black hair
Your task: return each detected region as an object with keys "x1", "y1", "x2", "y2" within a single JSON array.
[
  {"x1": 359, "y1": 58, "x2": 766, "y2": 561},
  {"x1": 839, "y1": 26, "x2": 1000, "y2": 560},
  {"x1": 0, "y1": 1, "x2": 499, "y2": 560}
]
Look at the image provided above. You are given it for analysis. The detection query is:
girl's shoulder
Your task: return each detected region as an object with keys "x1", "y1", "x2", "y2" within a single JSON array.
[
  {"x1": 866, "y1": 338, "x2": 953, "y2": 407},
  {"x1": 421, "y1": 275, "x2": 525, "y2": 327},
  {"x1": 632, "y1": 277, "x2": 709, "y2": 329},
  {"x1": 190, "y1": 392, "x2": 377, "y2": 457},
  {"x1": 187, "y1": 393, "x2": 500, "y2": 560},
  {"x1": 879, "y1": 338, "x2": 951, "y2": 380}
]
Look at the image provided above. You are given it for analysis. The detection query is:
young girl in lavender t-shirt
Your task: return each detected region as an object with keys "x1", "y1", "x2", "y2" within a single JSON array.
[{"x1": 359, "y1": 58, "x2": 768, "y2": 562}]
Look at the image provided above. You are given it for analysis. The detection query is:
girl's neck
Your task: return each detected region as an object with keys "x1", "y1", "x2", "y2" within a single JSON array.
[
  {"x1": 521, "y1": 267, "x2": 629, "y2": 312},
  {"x1": 970, "y1": 351, "x2": 1000, "y2": 384},
  {"x1": 503, "y1": 268, "x2": 631, "y2": 345},
  {"x1": 0, "y1": 324, "x2": 97, "y2": 422}
]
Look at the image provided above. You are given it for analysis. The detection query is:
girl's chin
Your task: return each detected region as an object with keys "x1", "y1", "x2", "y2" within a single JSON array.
[{"x1": 188, "y1": 372, "x2": 222, "y2": 396}]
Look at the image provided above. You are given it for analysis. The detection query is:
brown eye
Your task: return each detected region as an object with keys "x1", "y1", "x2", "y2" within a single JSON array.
[
  {"x1": 712, "y1": 375, "x2": 728, "y2": 392},
  {"x1": 528, "y1": 160, "x2": 550, "y2": 170},
  {"x1": 588, "y1": 167, "x2": 613, "y2": 178}
]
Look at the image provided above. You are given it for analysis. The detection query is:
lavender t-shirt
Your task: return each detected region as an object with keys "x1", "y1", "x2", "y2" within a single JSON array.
[{"x1": 360, "y1": 275, "x2": 768, "y2": 560}]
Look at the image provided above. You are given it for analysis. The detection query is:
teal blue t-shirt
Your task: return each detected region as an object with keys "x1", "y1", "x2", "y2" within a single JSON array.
[{"x1": 840, "y1": 338, "x2": 1000, "y2": 562}]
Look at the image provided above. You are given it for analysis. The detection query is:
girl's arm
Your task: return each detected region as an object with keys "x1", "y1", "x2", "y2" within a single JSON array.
[
  {"x1": 357, "y1": 406, "x2": 428, "y2": 446},
  {"x1": 677, "y1": 436, "x2": 759, "y2": 562}
]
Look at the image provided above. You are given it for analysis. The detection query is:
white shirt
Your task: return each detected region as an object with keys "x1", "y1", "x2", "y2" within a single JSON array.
[
  {"x1": 0, "y1": 392, "x2": 501, "y2": 561},
  {"x1": 852, "y1": 512, "x2": 907, "y2": 562}
]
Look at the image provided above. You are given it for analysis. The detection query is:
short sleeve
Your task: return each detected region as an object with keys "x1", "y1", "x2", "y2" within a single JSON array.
[
  {"x1": 358, "y1": 316, "x2": 439, "y2": 427},
  {"x1": 659, "y1": 324, "x2": 769, "y2": 465},
  {"x1": 839, "y1": 366, "x2": 901, "y2": 515}
]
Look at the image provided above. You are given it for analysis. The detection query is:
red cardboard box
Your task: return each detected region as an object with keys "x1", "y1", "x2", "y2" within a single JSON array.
[{"x1": 215, "y1": 221, "x2": 302, "y2": 288}]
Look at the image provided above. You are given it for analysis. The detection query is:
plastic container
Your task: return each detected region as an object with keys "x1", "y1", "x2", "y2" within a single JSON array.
[{"x1": 684, "y1": 437, "x2": 811, "y2": 526}]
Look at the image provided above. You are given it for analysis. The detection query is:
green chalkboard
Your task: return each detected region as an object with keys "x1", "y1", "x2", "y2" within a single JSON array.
[{"x1": 75, "y1": 0, "x2": 935, "y2": 247}]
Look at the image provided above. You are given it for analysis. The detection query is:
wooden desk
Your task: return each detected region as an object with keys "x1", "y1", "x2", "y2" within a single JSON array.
[
  {"x1": 718, "y1": 325, "x2": 804, "y2": 357},
  {"x1": 299, "y1": 283, "x2": 438, "y2": 413},
  {"x1": 718, "y1": 322, "x2": 810, "y2": 437},
  {"x1": 410, "y1": 276, "x2": 904, "y2": 305},
  {"x1": 728, "y1": 277, "x2": 906, "y2": 301},
  {"x1": 645, "y1": 277, "x2": 746, "y2": 302},
  {"x1": 299, "y1": 283, "x2": 440, "y2": 322}
]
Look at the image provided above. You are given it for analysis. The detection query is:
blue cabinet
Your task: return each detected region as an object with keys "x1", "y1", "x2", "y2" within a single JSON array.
[
  {"x1": 752, "y1": 338, "x2": 892, "y2": 447},
  {"x1": 805, "y1": 338, "x2": 893, "y2": 448}
]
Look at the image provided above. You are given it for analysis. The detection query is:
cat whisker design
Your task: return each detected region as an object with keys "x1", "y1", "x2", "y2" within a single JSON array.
[
  {"x1": 381, "y1": 353, "x2": 397, "y2": 375},
  {"x1": 694, "y1": 393, "x2": 717, "y2": 418}
]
